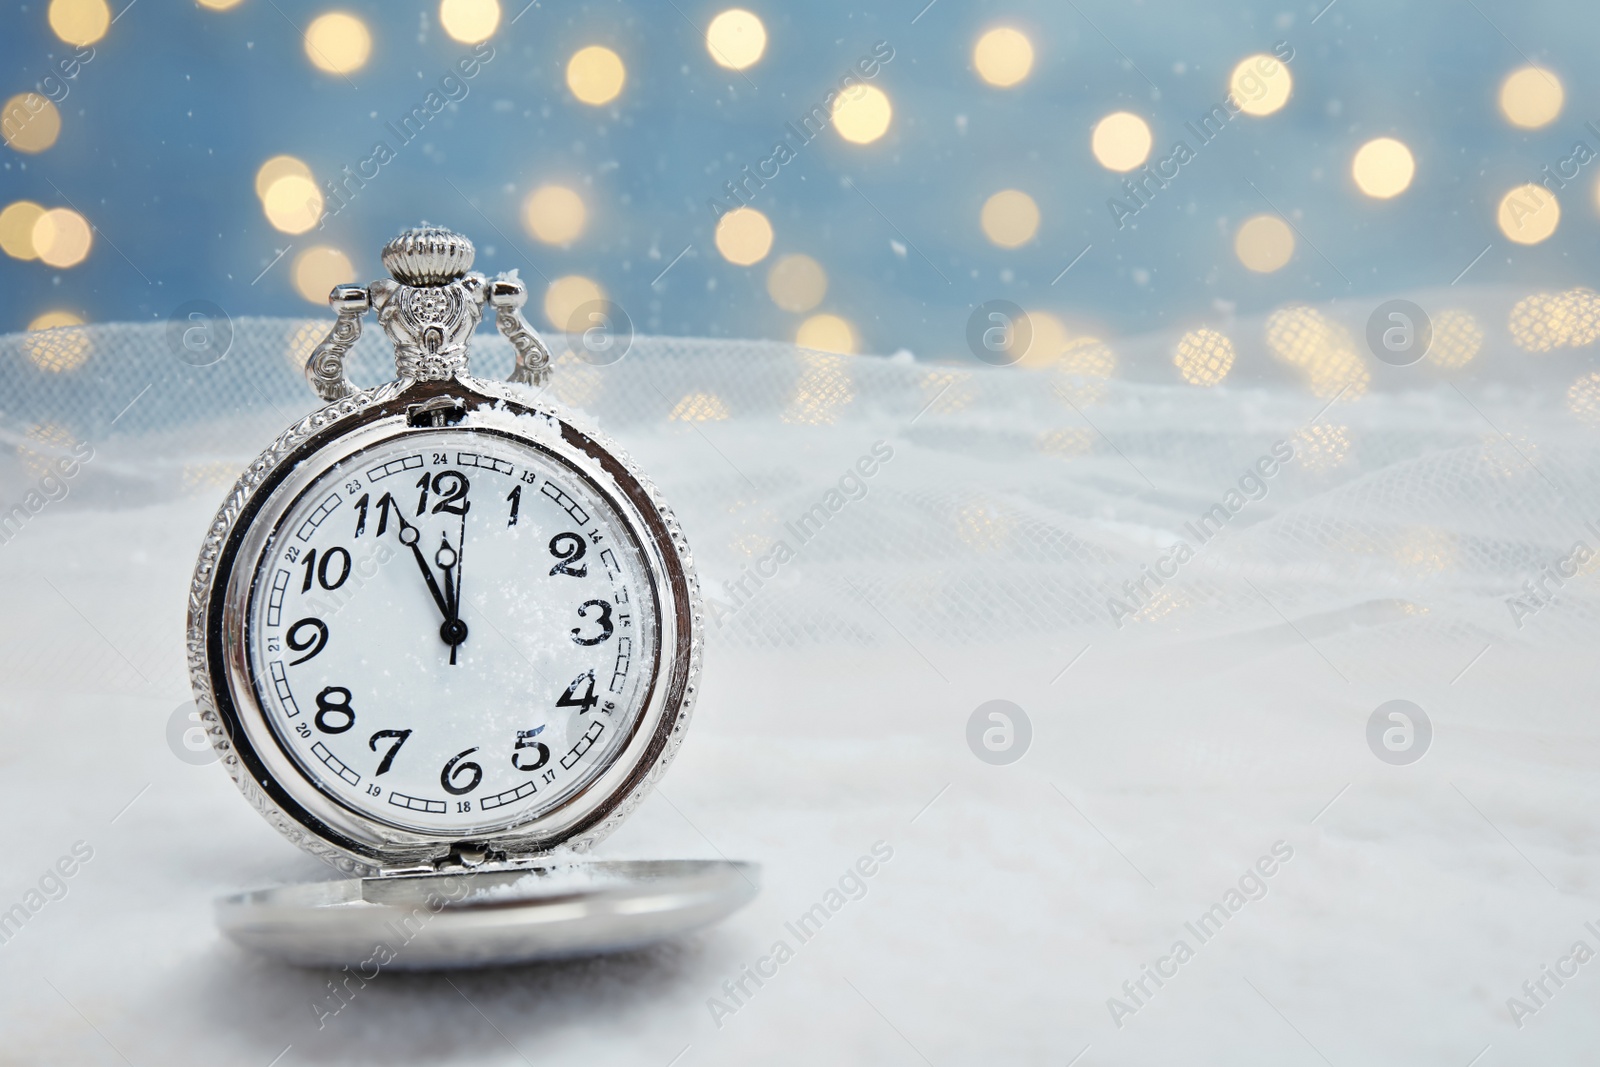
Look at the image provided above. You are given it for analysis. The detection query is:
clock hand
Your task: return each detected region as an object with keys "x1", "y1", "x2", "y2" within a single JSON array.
[
  {"x1": 435, "y1": 533, "x2": 467, "y2": 664},
  {"x1": 395, "y1": 515, "x2": 452, "y2": 623}
]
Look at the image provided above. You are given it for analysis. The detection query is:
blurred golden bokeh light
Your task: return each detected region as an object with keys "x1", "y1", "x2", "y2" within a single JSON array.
[
  {"x1": 832, "y1": 85, "x2": 892, "y2": 145},
  {"x1": 1053, "y1": 336, "x2": 1117, "y2": 405},
  {"x1": 545, "y1": 275, "x2": 606, "y2": 332},
  {"x1": 1427, "y1": 309, "x2": 1484, "y2": 369},
  {"x1": 669, "y1": 392, "x2": 733, "y2": 422},
  {"x1": 1567, "y1": 372, "x2": 1600, "y2": 425},
  {"x1": 567, "y1": 46, "x2": 626, "y2": 106},
  {"x1": 262, "y1": 174, "x2": 324, "y2": 235},
  {"x1": 197, "y1": 0, "x2": 247, "y2": 9},
  {"x1": 24, "y1": 310, "x2": 90, "y2": 373},
  {"x1": 49, "y1": 0, "x2": 110, "y2": 46},
  {"x1": 767, "y1": 254, "x2": 828, "y2": 313},
  {"x1": 1266, "y1": 305, "x2": 1370, "y2": 398},
  {"x1": 796, "y1": 313, "x2": 857, "y2": 354},
  {"x1": 2, "y1": 93, "x2": 62, "y2": 155},
  {"x1": 305, "y1": 12, "x2": 372, "y2": 75},
  {"x1": 1091, "y1": 111, "x2": 1152, "y2": 172},
  {"x1": 1508, "y1": 289, "x2": 1600, "y2": 351},
  {"x1": 1499, "y1": 66, "x2": 1563, "y2": 129},
  {"x1": 255, "y1": 155, "x2": 314, "y2": 200},
  {"x1": 1017, "y1": 310, "x2": 1068, "y2": 369},
  {"x1": 1497, "y1": 183, "x2": 1559, "y2": 244},
  {"x1": 440, "y1": 0, "x2": 500, "y2": 44},
  {"x1": 1173, "y1": 327, "x2": 1235, "y2": 386},
  {"x1": 1234, "y1": 214, "x2": 1295, "y2": 272},
  {"x1": 292, "y1": 245, "x2": 354, "y2": 304},
  {"x1": 706, "y1": 9, "x2": 766, "y2": 70},
  {"x1": 980, "y1": 189, "x2": 1040, "y2": 248},
  {"x1": 973, "y1": 27, "x2": 1033, "y2": 88},
  {"x1": 251, "y1": 156, "x2": 313, "y2": 202},
  {"x1": 32, "y1": 208, "x2": 92, "y2": 268},
  {"x1": 1351, "y1": 137, "x2": 1415, "y2": 199},
  {"x1": 522, "y1": 184, "x2": 586, "y2": 245},
  {"x1": 714, "y1": 206, "x2": 774, "y2": 265},
  {"x1": 1230, "y1": 54, "x2": 1292, "y2": 116},
  {"x1": 0, "y1": 201, "x2": 45, "y2": 260}
]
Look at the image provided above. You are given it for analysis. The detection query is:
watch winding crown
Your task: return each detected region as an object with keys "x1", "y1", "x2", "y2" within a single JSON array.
[
  {"x1": 303, "y1": 224, "x2": 555, "y2": 401},
  {"x1": 381, "y1": 226, "x2": 476, "y2": 287}
]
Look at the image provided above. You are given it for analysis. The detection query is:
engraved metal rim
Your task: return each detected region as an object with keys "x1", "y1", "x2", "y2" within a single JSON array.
[
  {"x1": 216, "y1": 860, "x2": 759, "y2": 969},
  {"x1": 187, "y1": 377, "x2": 703, "y2": 875},
  {"x1": 223, "y1": 416, "x2": 669, "y2": 853}
]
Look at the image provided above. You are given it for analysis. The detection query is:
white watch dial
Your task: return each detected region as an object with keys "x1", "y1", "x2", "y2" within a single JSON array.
[{"x1": 243, "y1": 428, "x2": 660, "y2": 835}]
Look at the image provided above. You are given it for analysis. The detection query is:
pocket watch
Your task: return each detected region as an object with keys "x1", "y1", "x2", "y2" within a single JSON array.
[{"x1": 187, "y1": 227, "x2": 753, "y2": 967}]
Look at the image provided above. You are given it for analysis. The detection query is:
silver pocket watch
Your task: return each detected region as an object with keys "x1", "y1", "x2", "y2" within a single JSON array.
[{"x1": 187, "y1": 226, "x2": 755, "y2": 968}]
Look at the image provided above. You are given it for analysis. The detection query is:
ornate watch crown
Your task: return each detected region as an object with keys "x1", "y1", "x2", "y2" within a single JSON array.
[
  {"x1": 305, "y1": 226, "x2": 553, "y2": 401},
  {"x1": 381, "y1": 226, "x2": 476, "y2": 286}
]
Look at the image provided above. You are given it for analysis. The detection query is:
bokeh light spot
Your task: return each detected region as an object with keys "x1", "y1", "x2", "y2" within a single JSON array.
[
  {"x1": 1499, "y1": 66, "x2": 1563, "y2": 129},
  {"x1": 1508, "y1": 289, "x2": 1600, "y2": 352},
  {"x1": 2, "y1": 94, "x2": 62, "y2": 155},
  {"x1": 980, "y1": 189, "x2": 1040, "y2": 248},
  {"x1": 1234, "y1": 214, "x2": 1295, "y2": 272},
  {"x1": 31, "y1": 208, "x2": 92, "y2": 268},
  {"x1": 262, "y1": 174, "x2": 324, "y2": 235},
  {"x1": 1173, "y1": 328, "x2": 1235, "y2": 386},
  {"x1": 1265, "y1": 305, "x2": 1371, "y2": 398},
  {"x1": 49, "y1": 0, "x2": 110, "y2": 46},
  {"x1": 24, "y1": 310, "x2": 90, "y2": 373},
  {"x1": 545, "y1": 275, "x2": 606, "y2": 332},
  {"x1": 766, "y1": 254, "x2": 828, "y2": 313},
  {"x1": 1091, "y1": 111, "x2": 1152, "y2": 172},
  {"x1": 197, "y1": 0, "x2": 247, "y2": 9},
  {"x1": 796, "y1": 314, "x2": 857, "y2": 354},
  {"x1": 669, "y1": 392, "x2": 733, "y2": 422},
  {"x1": 1229, "y1": 53, "x2": 1292, "y2": 116},
  {"x1": 254, "y1": 155, "x2": 313, "y2": 200},
  {"x1": 0, "y1": 201, "x2": 46, "y2": 260},
  {"x1": 522, "y1": 184, "x2": 586, "y2": 245},
  {"x1": 706, "y1": 9, "x2": 766, "y2": 70},
  {"x1": 974, "y1": 27, "x2": 1033, "y2": 88},
  {"x1": 292, "y1": 245, "x2": 354, "y2": 305},
  {"x1": 832, "y1": 85, "x2": 892, "y2": 145},
  {"x1": 1567, "y1": 372, "x2": 1600, "y2": 425},
  {"x1": 714, "y1": 206, "x2": 774, "y2": 265},
  {"x1": 1427, "y1": 309, "x2": 1483, "y2": 369},
  {"x1": 567, "y1": 46, "x2": 626, "y2": 106},
  {"x1": 440, "y1": 0, "x2": 500, "y2": 44},
  {"x1": 1497, "y1": 183, "x2": 1559, "y2": 244},
  {"x1": 1351, "y1": 137, "x2": 1415, "y2": 199},
  {"x1": 305, "y1": 12, "x2": 372, "y2": 75}
]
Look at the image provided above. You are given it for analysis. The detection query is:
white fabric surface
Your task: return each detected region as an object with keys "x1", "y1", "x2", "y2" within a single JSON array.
[{"x1": 2, "y1": 310, "x2": 1599, "y2": 1065}]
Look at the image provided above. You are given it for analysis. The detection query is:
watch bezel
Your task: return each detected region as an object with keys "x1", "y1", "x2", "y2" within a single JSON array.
[{"x1": 187, "y1": 376, "x2": 701, "y2": 875}]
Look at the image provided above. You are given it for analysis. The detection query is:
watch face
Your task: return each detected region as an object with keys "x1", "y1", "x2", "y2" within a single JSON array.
[{"x1": 240, "y1": 427, "x2": 661, "y2": 836}]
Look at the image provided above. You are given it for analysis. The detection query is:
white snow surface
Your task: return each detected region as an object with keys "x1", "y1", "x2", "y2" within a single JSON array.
[{"x1": 2, "y1": 315, "x2": 1599, "y2": 1064}]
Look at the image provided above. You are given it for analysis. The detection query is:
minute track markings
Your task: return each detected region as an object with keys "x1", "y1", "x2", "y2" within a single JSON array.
[{"x1": 246, "y1": 428, "x2": 663, "y2": 837}]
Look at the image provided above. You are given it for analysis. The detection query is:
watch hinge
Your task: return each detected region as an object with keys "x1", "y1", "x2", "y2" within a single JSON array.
[{"x1": 406, "y1": 396, "x2": 467, "y2": 428}]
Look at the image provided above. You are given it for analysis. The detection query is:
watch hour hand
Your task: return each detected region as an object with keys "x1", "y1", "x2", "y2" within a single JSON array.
[{"x1": 395, "y1": 517, "x2": 451, "y2": 621}]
